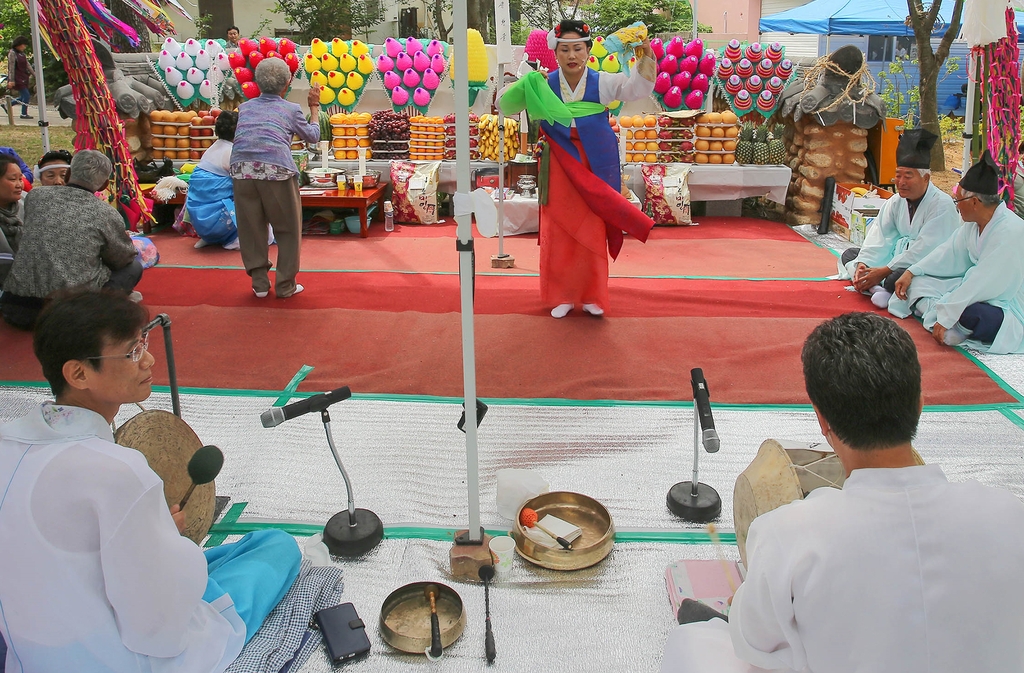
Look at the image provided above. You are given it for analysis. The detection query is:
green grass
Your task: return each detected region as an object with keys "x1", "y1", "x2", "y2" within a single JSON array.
[{"x1": 3, "y1": 126, "x2": 78, "y2": 165}]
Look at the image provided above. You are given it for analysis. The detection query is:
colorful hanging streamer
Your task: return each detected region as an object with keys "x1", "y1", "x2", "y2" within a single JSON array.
[{"x1": 975, "y1": 8, "x2": 1021, "y2": 201}]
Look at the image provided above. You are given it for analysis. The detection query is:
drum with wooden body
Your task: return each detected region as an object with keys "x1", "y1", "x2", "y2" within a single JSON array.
[
  {"x1": 733, "y1": 438, "x2": 924, "y2": 564},
  {"x1": 115, "y1": 409, "x2": 216, "y2": 544}
]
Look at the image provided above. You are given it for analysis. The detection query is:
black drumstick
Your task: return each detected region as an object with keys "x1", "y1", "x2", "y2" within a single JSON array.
[{"x1": 478, "y1": 564, "x2": 496, "y2": 663}]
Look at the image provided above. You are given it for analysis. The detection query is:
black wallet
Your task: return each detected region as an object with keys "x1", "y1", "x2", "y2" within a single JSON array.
[{"x1": 313, "y1": 602, "x2": 371, "y2": 663}]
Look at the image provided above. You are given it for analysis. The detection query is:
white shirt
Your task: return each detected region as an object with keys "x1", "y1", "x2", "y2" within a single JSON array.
[
  {"x1": 0, "y1": 403, "x2": 245, "y2": 673},
  {"x1": 556, "y1": 57, "x2": 656, "y2": 127},
  {"x1": 662, "y1": 464, "x2": 1024, "y2": 672},
  {"x1": 197, "y1": 139, "x2": 233, "y2": 177}
]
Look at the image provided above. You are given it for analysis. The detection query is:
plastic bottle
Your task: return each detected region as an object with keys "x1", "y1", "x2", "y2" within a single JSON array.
[{"x1": 384, "y1": 200, "x2": 394, "y2": 232}]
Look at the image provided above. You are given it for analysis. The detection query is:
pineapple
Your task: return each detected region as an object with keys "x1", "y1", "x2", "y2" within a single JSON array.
[
  {"x1": 736, "y1": 122, "x2": 755, "y2": 165},
  {"x1": 767, "y1": 123, "x2": 787, "y2": 164},
  {"x1": 752, "y1": 124, "x2": 770, "y2": 165}
]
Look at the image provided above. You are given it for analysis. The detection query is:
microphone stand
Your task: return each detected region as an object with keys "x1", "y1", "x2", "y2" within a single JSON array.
[
  {"x1": 321, "y1": 408, "x2": 384, "y2": 556},
  {"x1": 667, "y1": 397, "x2": 722, "y2": 522}
]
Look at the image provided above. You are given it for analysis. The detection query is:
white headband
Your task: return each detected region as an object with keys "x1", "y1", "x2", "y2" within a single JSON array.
[
  {"x1": 547, "y1": 30, "x2": 591, "y2": 51},
  {"x1": 34, "y1": 163, "x2": 71, "y2": 180}
]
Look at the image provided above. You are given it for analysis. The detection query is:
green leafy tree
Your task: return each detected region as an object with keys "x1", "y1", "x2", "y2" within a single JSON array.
[
  {"x1": 273, "y1": 0, "x2": 382, "y2": 43},
  {"x1": 906, "y1": 0, "x2": 964, "y2": 171},
  {"x1": 582, "y1": 0, "x2": 709, "y2": 36},
  {"x1": 877, "y1": 54, "x2": 960, "y2": 130}
]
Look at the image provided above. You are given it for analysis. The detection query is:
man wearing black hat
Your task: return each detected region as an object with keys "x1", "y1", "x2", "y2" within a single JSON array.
[
  {"x1": 894, "y1": 150, "x2": 1024, "y2": 352},
  {"x1": 839, "y1": 129, "x2": 959, "y2": 311}
]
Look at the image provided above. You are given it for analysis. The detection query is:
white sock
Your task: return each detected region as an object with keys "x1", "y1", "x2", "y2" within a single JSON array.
[
  {"x1": 943, "y1": 323, "x2": 971, "y2": 346},
  {"x1": 253, "y1": 288, "x2": 269, "y2": 298},
  {"x1": 550, "y1": 303, "x2": 573, "y2": 318},
  {"x1": 289, "y1": 284, "x2": 304, "y2": 297},
  {"x1": 870, "y1": 290, "x2": 892, "y2": 308},
  {"x1": 868, "y1": 285, "x2": 886, "y2": 294},
  {"x1": 582, "y1": 303, "x2": 604, "y2": 316},
  {"x1": 223, "y1": 238, "x2": 240, "y2": 250},
  {"x1": 194, "y1": 239, "x2": 212, "y2": 249}
]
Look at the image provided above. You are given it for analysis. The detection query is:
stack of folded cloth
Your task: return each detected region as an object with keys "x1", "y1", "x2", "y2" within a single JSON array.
[{"x1": 523, "y1": 514, "x2": 583, "y2": 548}]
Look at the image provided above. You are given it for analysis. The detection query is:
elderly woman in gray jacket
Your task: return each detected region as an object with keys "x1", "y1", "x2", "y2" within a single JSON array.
[{"x1": 230, "y1": 58, "x2": 320, "y2": 299}]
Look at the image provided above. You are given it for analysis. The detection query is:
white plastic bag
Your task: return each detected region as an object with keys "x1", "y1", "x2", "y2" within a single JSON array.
[{"x1": 496, "y1": 468, "x2": 549, "y2": 520}]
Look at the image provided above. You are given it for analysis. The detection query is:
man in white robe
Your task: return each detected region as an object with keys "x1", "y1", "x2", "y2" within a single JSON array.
[
  {"x1": 894, "y1": 150, "x2": 1024, "y2": 353},
  {"x1": 0, "y1": 289, "x2": 301, "y2": 673},
  {"x1": 661, "y1": 312, "x2": 1024, "y2": 673},
  {"x1": 838, "y1": 129, "x2": 958, "y2": 311}
]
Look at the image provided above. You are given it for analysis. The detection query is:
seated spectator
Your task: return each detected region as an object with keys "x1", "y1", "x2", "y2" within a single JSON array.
[
  {"x1": 0, "y1": 289, "x2": 301, "y2": 672},
  {"x1": 185, "y1": 111, "x2": 250, "y2": 250},
  {"x1": 0, "y1": 146, "x2": 33, "y2": 189},
  {"x1": 36, "y1": 148, "x2": 72, "y2": 186},
  {"x1": 0, "y1": 150, "x2": 143, "y2": 330},
  {"x1": 0, "y1": 154, "x2": 24, "y2": 286}
]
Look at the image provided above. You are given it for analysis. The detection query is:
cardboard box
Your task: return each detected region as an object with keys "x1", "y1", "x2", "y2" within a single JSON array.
[{"x1": 830, "y1": 183, "x2": 894, "y2": 242}]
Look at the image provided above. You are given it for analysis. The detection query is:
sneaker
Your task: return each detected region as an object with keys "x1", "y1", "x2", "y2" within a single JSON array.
[
  {"x1": 582, "y1": 303, "x2": 604, "y2": 316},
  {"x1": 128, "y1": 291, "x2": 143, "y2": 303},
  {"x1": 253, "y1": 288, "x2": 269, "y2": 298},
  {"x1": 19, "y1": 114, "x2": 32, "y2": 120},
  {"x1": 550, "y1": 303, "x2": 573, "y2": 318}
]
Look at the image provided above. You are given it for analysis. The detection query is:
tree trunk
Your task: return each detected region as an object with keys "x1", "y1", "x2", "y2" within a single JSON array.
[
  {"x1": 468, "y1": 0, "x2": 482, "y2": 32},
  {"x1": 917, "y1": 49, "x2": 944, "y2": 171},
  {"x1": 433, "y1": 0, "x2": 451, "y2": 40}
]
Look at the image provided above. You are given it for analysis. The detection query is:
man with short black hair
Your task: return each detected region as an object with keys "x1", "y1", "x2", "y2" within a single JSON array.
[
  {"x1": 0, "y1": 289, "x2": 301, "y2": 673},
  {"x1": 895, "y1": 150, "x2": 1024, "y2": 352},
  {"x1": 0, "y1": 150, "x2": 143, "y2": 329},
  {"x1": 225, "y1": 26, "x2": 240, "y2": 49},
  {"x1": 661, "y1": 312, "x2": 1024, "y2": 673}
]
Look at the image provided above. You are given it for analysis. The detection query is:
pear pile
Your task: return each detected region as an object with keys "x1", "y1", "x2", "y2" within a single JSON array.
[{"x1": 478, "y1": 114, "x2": 520, "y2": 161}]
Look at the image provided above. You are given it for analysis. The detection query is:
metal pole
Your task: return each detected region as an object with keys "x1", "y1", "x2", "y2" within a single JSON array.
[
  {"x1": 28, "y1": 0, "x2": 50, "y2": 153},
  {"x1": 322, "y1": 411, "x2": 357, "y2": 523},
  {"x1": 691, "y1": 398, "x2": 700, "y2": 497},
  {"x1": 691, "y1": 0, "x2": 699, "y2": 42},
  {"x1": 454, "y1": 0, "x2": 482, "y2": 544},
  {"x1": 497, "y1": 83, "x2": 507, "y2": 255},
  {"x1": 963, "y1": 52, "x2": 977, "y2": 174}
]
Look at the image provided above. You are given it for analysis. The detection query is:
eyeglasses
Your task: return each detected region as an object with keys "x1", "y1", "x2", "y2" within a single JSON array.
[
  {"x1": 953, "y1": 195, "x2": 975, "y2": 205},
  {"x1": 85, "y1": 332, "x2": 150, "y2": 363}
]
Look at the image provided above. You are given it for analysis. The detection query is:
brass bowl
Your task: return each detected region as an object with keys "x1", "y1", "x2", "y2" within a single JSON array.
[
  {"x1": 511, "y1": 491, "x2": 615, "y2": 571},
  {"x1": 379, "y1": 582, "x2": 466, "y2": 655}
]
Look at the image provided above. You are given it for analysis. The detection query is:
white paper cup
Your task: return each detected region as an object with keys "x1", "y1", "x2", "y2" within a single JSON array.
[{"x1": 489, "y1": 535, "x2": 516, "y2": 577}]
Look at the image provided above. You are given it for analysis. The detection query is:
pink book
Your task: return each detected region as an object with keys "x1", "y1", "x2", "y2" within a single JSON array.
[{"x1": 665, "y1": 559, "x2": 744, "y2": 618}]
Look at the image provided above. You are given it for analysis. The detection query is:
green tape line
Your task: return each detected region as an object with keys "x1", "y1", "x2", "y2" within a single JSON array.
[
  {"x1": 274, "y1": 365, "x2": 315, "y2": 407},
  {"x1": 956, "y1": 348, "x2": 1024, "y2": 404},
  {"x1": 998, "y1": 407, "x2": 1024, "y2": 431},
  {"x1": 205, "y1": 501, "x2": 248, "y2": 548},
  {"x1": 204, "y1": 520, "x2": 737, "y2": 545},
  {"x1": 2, "y1": 380, "x2": 1022, "y2": 414}
]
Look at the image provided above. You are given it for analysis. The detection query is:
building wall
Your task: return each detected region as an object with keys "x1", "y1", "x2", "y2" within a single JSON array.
[{"x1": 697, "y1": 0, "x2": 761, "y2": 42}]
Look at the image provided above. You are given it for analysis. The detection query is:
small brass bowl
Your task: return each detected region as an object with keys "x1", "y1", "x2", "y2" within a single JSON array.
[
  {"x1": 379, "y1": 582, "x2": 466, "y2": 655},
  {"x1": 511, "y1": 491, "x2": 615, "y2": 571}
]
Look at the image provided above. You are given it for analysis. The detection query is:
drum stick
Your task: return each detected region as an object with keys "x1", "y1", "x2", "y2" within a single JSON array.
[
  {"x1": 179, "y1": 445, "x2": 224, "y2": 509},
  {"x1": 707, "y1": 523, "x2": 737, "y2": 595}
]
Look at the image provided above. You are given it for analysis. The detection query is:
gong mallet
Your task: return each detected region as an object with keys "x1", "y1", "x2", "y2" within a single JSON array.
[
  {"x1": 178, "y1": 445, "x2": 224, "y2": 509},
  {"x1": 519, "y1": 507, "x2": 572, "y2": 550},
  {"x1": 425, "y1": 584, "x2": 443, "y2": 659},
  {"x1": 478, "y1": 565, "x2": 497, "y2": 663}
]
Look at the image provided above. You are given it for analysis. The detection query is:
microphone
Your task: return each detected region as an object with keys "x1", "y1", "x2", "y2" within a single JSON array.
[
  {"x1": 261, "y1": 386, "x2": 352, "y2": 428},
  {"x1": 691, "y1": 368, "x2": 720, "y2": 453},
  {"x1": 179, "y1": 445, "x2": 224, "y2": 509}
]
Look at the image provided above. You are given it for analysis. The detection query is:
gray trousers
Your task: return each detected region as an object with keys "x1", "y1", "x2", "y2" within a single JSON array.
[{"x1": 233, "y1": 177, "x2": 302, "y2": 297}]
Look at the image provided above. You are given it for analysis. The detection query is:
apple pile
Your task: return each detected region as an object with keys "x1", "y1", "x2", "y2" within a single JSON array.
[
  {"x1": 650, "y1": 36, "x2": 715, "y2": 112},
  {"x1": 228, "y1": 36, "x2": 299, "y2": 99},
  {"x1": 150, "y1": 108, "x2": 222, "y2": 161},
  {"x1": 443, "y1": 112, "x2": 480, "y2": 160}
]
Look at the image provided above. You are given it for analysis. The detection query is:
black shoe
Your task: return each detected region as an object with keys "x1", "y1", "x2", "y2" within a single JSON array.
[{"x1": 19, "y1": 114, "x2": 33, "y2": 119}]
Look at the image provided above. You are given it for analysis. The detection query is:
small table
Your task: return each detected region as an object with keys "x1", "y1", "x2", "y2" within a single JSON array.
[{"x1": 298, "y1": 184, "x2": 387, "y2": 237}]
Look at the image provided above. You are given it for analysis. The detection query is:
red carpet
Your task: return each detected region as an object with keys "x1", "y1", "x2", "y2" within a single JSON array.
[
  {"x1": 0, "y1": 270, "x2": 1012, "y2": 405},
  {"x1": 150, "y1": 218, "x2": 839, "y2": 279}
]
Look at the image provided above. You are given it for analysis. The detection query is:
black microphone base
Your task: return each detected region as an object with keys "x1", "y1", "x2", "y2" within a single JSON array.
[
  {"x1": 324, "y1": 508, "x2": 384, "y2": 557},
  {"x1": 667, "y1": 482, "x2": 722, "y2": 523}
]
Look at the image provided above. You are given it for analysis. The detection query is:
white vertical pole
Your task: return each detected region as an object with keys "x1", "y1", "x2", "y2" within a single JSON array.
[
  {"x1": 963, "y1": 52, "x2": 977, "y2": 174},
  {"x1": 28, "y1": 0, "x2": 50, "y2": 153},
  {"x1": 495, "y1": 0, "x2": 512, "y2": 256},
  {"x1": 453, "y1": 0, "x2": 482, "y2": 544}
]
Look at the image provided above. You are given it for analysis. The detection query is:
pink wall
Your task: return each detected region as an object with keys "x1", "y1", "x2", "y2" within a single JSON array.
[{"x1": 696, "y1": 0, "x2": 761, "y2": 43}]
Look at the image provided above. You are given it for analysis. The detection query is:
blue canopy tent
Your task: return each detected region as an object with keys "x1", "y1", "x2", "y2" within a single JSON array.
[{"x1": 760, "y1": 0, "x2": 1024, "y2": 39}]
